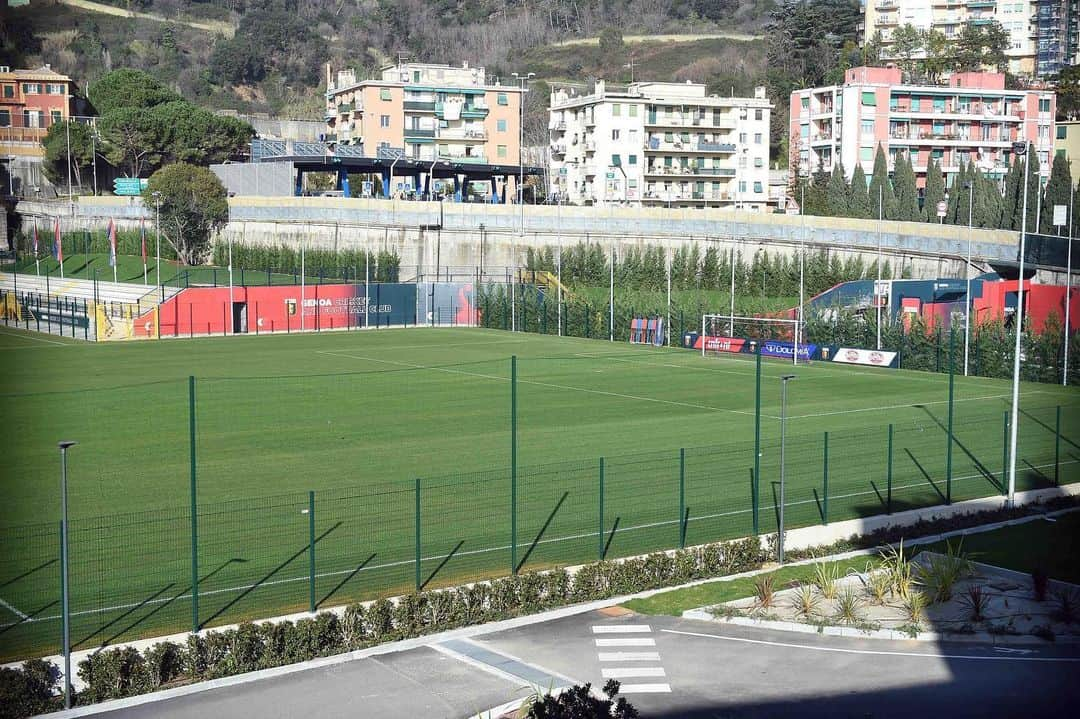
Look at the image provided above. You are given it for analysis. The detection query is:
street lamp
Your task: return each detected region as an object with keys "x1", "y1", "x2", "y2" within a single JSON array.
[
  {"x1": 1006, "y1": 142, "x2": 1030, "y2": 507},
  {"x1": 57, "y1": 439, "x2": 78, "y2": 710},
  {"x1": 151, "y1": 191, "x2": 162, "y2": 290},
  {"x1": 511, "y1": 71, "x2": 535, "y2": 334},
  {"x1": 963, "y1": 180, "x2": 974, "y2": 376},
  {"x1": 778, "y1": 375, "x2": 796, "y2": 564}
]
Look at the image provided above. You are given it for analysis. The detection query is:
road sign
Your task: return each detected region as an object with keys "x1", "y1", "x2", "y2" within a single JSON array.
[
  {"x1": 936, "y1": 200, "x2": 947, "y2": 218},
  {"x1": 1054, "y1": 204, "x2": 1067, "y2": 226},
  {"x1": 113, "y1": 178, "x2": 147, "y2": 196}
]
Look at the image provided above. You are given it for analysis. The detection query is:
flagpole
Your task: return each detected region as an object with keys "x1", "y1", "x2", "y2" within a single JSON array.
[
  {"x1": 34, "y1": 224, "x2": 40, "y2": 276},
  {"x1": 57, "y1": 219, "x2": 64, "y2": 279},
  {"x1": 142, "y1": 219, "x2": 148, "y2": 286},
  {"x1": 111, "y1": 220, "x2": 118, "y2": 284}
]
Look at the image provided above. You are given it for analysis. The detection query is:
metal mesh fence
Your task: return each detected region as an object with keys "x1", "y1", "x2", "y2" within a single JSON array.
[{"x1": 1, "y1": 379, "x2": 1076, "y2": 662}]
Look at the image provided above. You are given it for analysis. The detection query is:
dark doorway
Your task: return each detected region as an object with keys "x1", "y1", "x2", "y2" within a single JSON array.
[{"x1": 232, "y1": 302, "x2": 248, "y2": 333}]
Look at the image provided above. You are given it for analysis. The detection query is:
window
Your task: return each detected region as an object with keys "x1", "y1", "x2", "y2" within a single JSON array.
[
  {"x1": 739, "y1": 181, "x2": 747, "y2": 192},
  {"x1": 753, "y1": 181, "x2": 763, "y2": 193},
  {"x1": 754, "y1": 109, "x2": 763, "y2": 121},
  {"x1": 862, "y1": 119, "x2": 874, "y2": 135},
  {"x1": 439, "y1": 144, "x2": 449, "y2": 155},
  {"x1": 739, "y1": 156, "x2": 748, "y2": 168},
  {"x1": 413, "y1": 71, "x2": 420, "y2": 83},
  {"x1": 50, "y1": 110, "x2": 61, "y2": 125},
  {"x1": 933, "y1": 97, "x2": 945, "y2": 112},
  {"x1": 911, "y1": 98, "x2": 921, "y2": 112},
  {"x1": 800, "y1": 124, "x2": 810, "y2": 138},
  {"x1": 628, "y1": 179, "x2": 638, "y2": 188},
  {"x1": 1038, "y1": 125, "x2": 1050, "y2": 139},
  {"x1": 497, "y1": 145, "x2": 507, "y2": 158},
  {"x1": 612, "y1": 104, "x2": 621, "y2": 117},
  {"x1": 380, "y1": 88, "x2": 392, "y2": 101},
  {"x1": 889, "y1": 97, "x2": 898, "y2": 110},
  {"x1": 860, "y1": 146, "x2": 873, "y2": 162},
  {"x1": 738, "y1": 132, "x2": 747, "y2": 144},
  {"x1": 629, "y1": 104, "x2": 638, "y2": 117},
  {"x1": 497, "y1": 119, "x2": 507, "y2": 132},
  {"x1": 22, "y1": 83, "x2": 40, "y2": 94},
  {"x1": 664, "y1": 132, "x2": 674, "y2": 142},
  {"x1": 611, "y1": 154, "x2": 621, "y2": 166},
  {"x1": 0, "y1": 110, "x2": 8, "y2": 127},
  {"x1": 612, "y1": 129, "x2": 620, "y2": 140},
  {"x1": 1058, "y1": 125, "x2": 1068, "y2": 139},
  {"x1": 664, "y1": 156, "x2": 673, "y2": 167},
  {"x1": 48, "y1": 83, "x2": 65, "y2": 94},
  {"x1": 497, "y1": 93, "x2": 508, "y2": 106},
  {"x1": 380, "y1": 115, "x2": 390, "y2": 127},
  {"x1": 1039, "y1": 98, "x2": 1051, "y2": 113},
  {"x1": 754, "y1": 157, "x2": 763, "y2": 168},
  {"x1": 629, "y1": 129, "x2": 638, "y2": 142},
  {"x1": 801, "y1": 96, "x2": 809, "y2": 110},
  {"x1": 2, "y1": 85, "x2": 12, "y2": 98},
  {"x1": 628, "y1": 154, "x2": 637, "y2": 165},
  {"x1": 754, "y1": 133, "x2": 762, "y2": 144},
  {"x1": 680, "y1": 132, "x2": 690, "y2": 143},
  {"x1": 861, "y1": 91, "x2": 876, "y2": 106}
]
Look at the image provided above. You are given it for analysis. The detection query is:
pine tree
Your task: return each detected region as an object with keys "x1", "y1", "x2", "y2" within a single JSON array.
[
  {"x1": 867, "y1": 145, "x2": 893, "y2": 221},
  {"x1": 892, "y1": 152, "x2": 920, "y2": 222},
  {"x1": 826, "y1": 163, "x2": 850, "y2": 217},
  {"x1": 923, "y1": 159, "x2": 946, "y2": 224},
  {"x1": 848, "y1": 164, "x2": 872, "y2": 218},
  {"x1": 1039, "y1": 152, "x2": 1072, "y2": 234}
]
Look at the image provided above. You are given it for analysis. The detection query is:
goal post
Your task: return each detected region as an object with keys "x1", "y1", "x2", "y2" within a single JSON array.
[{"x1": 700, "y1": 314, "x2": 807, "y2": 365}]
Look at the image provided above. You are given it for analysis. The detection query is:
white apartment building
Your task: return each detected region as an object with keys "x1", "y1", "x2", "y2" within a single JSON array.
[{"x1": 548, "y1": 81, "x2": 773, "y2": 210}]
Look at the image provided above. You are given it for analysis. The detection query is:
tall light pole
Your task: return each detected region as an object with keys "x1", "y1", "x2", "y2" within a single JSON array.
[
  {"x1": 152, "y1": 191, "x2": 162, "y2": 288},
  {"x1": 64, "y1": 109, "x2": 73, "y2": 213},
  {"x1": 90, "y1": 120, "x2": 98, "y2": 197},
  {"x1": 1066, "y1": 183, "x2": 1074, "y2": 387},
  {"x1": 778, "y1": 375, "x2": 796, "y2": 564},
  {"x1": 876, "y1": 184, "x2": 883, "y2": 350},
  {"x1": 963, "y1": 180, "x2": 974, "y2": 376},
  {"x1": 58, "y1": 440, "x2": 78, "y2": 710},
  {"x1": 1007, "y1": 142, "x2": 1030, "y2": 507},
  {"x1": 511, "y1": 72, "x2": 534, "y2": 334}
]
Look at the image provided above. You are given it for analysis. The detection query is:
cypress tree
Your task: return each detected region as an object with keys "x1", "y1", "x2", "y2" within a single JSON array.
[
  {"x1": 848, "y1": 164, "x2": 872, "y2": 218},
  {"x1": 975, "y1": 167, "x2": 1004, "y2": 229},
  {"x1": 1000, "y1": 155, "x2": 1022, "y2": 229},
  {"x1": 946, "y1": 161, "x2": 969, "y2": 225},
  {"x1": 892, "y1": 152, "x2": 920, "y2": 222},
  {"x1": 867, "y1": 145, "x2": 893, "y2": 221},
  {"x1": 1039, "y1": 152, "x2": 1072, "y2": 234},
  {"x1": 806, "y1": 162, "x2": 829, "y2": 215},
  {"x1": 1011, "y1": 143, "x2": 1040, "y2": 233},
  {"x1": 923, "y1": 159, "x2": 946, "y2": 223},
  {"x1": 826, "y1": 163, "x2": 850, "y2": 217}
]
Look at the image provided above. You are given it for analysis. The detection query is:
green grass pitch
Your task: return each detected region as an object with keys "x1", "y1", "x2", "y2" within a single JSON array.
[{"x1": 0, "y1": 325, "x2": 1076, "y2": 661}]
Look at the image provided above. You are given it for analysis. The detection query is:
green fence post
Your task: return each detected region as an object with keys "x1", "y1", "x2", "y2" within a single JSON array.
[
  {"x1": 511, "y1": 355, "x2": 518, "y2": 575},
  {"x1": 946, "y1": 330, "x2": 954, "y2": 504},
  {"x1": 1055, "y1": 405, "x2": 1061, "y2": 487},
  {"x1": 1002, "y1": 411, "x2": 1009, "y2": 496},
  {"x1": 678, "y1": 448, "x2": 686, "y2": 549},
  {"x1": 414, "y1": 478, "x2": 421, "y2": 592},
  {"x1": 598, "y1": 457, "x2": 605, "y2": 560},
  {"x1": 189, "y1": 376, "x2": 199, "y2": 632},
  {"x1": 753, "y1": 349, "x2": 761, "y2": 535},
  {"x1": 823, "y1": 431, "x2": 829, "y2": 525},
  {"x1": 887, "y1": 423, "x2": 893, "y2": 514},
  {"x1": 308, "y1": 490, "x2": 316, "y2": 613}
]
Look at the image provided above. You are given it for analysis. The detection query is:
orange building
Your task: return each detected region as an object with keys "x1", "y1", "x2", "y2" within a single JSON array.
[{"x1": 0, "y1": 64, "x2": 77, "y2": 159}]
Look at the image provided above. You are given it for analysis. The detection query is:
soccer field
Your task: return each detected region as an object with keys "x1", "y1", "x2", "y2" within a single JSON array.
[{"x1": 0, "y1": 326, "x2": 1076, "y2": 661}]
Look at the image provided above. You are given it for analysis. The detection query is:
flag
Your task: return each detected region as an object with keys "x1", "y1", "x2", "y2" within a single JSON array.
[
  {"x1": 140, "y1": 219, "x2": 147, "y2": 265},
  {"x1": 108, "y1": 219, "x2": 117, "y2": 267},
  {"x1": 54, "y1": 219, "x2": 62, "y2": 263}
]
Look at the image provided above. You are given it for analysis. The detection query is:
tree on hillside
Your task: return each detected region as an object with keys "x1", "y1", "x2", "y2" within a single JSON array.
[
  {"x1": 892, "y1": 152, "x2": 920, "y2": 222},
  {"x1": 826, "y1": 163, "x2": 850, "y2": 216},
  {"x1": 88, "y1": 69, "x2": 182, "y2": 115},
  {"x1": 955, "y1": 20, "x2": 1010, "y2": 72},
  {"x1": 923, "y1": 159, "x2": 946, "y2": 223},
  {"x1": 1040, "y1": 152, "x2": 1073, "y2": 234},
  {"x1": 41, "y1": 121, "x2": 94, "y2": 189},
  {"x1": 99, "y1": 107, "x2": 168, "y2": 178},
  {"x1": 1057, "y1": 65, "x2": 1080, "y2": 120},
  {"x1": 143, "y1": 164, "x2": 228, "y2": 265},
  {"x1": 848, "y1": 164, "x2": 872, "y2": 218},
  {"x1": 598, "y1": 27, "x2": 625, "y2": 59},
  {"x1": 890, "y1": 24, "x2": 923, "y2": 78},
  {"x1": 868, "y1": 145, "x2": 894, "y2": 220}
]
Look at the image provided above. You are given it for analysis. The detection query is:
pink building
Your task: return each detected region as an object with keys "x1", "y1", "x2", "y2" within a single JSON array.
[{"x1": 790, "y1": 66, "x2": 1056, "y2": 194}]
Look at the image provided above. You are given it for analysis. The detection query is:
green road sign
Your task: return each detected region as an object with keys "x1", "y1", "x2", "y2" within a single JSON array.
[{"x1": 113, "y1": 178, "x2": 148, "y2": 196}]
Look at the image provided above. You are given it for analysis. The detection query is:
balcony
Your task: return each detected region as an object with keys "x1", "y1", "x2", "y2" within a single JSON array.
[
  {"x1": 551, "y1": 142, "x2": 566, "y2": 155},
  {"x1": 439, "y1": 127, "x2": 487, "y2": 141},
  {"x1": 550, "y1": 120, "x2": 567, "y2": 131},
  {"x1": 439, "y1": 154, "x2": 488, "y2": 164},
  {"x1": 967, "y1": 0, "x2": 995, "y2": 6},
  {"x1": 693, "y1": 166, "x2": 736, "y2": 176},
  {"x1": 696, "y1": 142, "x2": 736, "y2": 153},
  {"x1": 461, "y1": 104, "x2": 489, "y2": 117},
  {"x1": 404, "y1": 100, "x2": 435, "y2": 112},
  {"x1": 337, "y1": 102, "x2": 354, "y2": 114},
  {"x1": 404, "y1": 127, "x2": 437, "y2": 138},
  {"x1": 323, "y1": 133, "x2": 337, "y2": 143}
]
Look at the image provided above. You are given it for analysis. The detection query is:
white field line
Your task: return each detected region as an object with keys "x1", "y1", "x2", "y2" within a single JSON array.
[
  {"x1": 785, "y1": 392, "x2": 1016, "y2": 420},
  {"x1": 0, "y1": 597, "x2": 29, "y2": 621},
  {"x1": 315, "y1": 349, "x2": 759, "y2": 418},
  {"x1": 4, "y1": 458, "x2": 1073, "y2": 630},
  {"x1": 332, "y1": 338, "x2": 529, "y2": 352},
  {"x1": 660, "y1": 628, "x2": 1080, "y2": 663}
]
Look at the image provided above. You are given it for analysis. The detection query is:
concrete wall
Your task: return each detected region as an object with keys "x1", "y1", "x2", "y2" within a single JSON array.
[{"x1": 15, "y1": 195, "x2": 1050, "y2": 282}]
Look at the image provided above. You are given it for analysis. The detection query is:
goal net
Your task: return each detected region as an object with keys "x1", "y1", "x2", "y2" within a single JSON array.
[{"x1": 700, "y1": 314, "x2": 810, "y2": 364}]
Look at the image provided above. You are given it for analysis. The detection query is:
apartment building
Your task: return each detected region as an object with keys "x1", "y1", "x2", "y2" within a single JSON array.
[
  {"x1": 324, "y1": 62, "x2": 523, "y2": 171},
  {"x1": 864, "y1": 0, "x2": 1079, "y2": 79},
  {"x1": 790, "y1": 66, "x2": 1056, "y2": 192},
  {"x1": 0, "y1": 64, "x2": 76, "y2": 159},
  {"x1": 1054, "y1": 119, "x2": 1080, "y2": 179},
  {"x1": 549, "y1": 81, "x2": 772, "y2": 210}
]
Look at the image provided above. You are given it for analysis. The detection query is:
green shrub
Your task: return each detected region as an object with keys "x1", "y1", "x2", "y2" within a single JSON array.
[
  {"x1": 0, "y1": 660, "x2": 59, "y2": 719},
  {"x1": 78, "y1": 646, "x2": 145, "y2": 703}
]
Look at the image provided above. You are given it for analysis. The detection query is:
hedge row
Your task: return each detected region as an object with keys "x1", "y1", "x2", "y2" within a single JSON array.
[{"x1": 0, "y1": 536, "x2": 765, "y2": 716}]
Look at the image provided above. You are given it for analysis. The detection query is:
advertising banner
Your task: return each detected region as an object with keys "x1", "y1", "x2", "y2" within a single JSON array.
[
  {"x1": 832, "y1": 347, "x2": 898, "y2": 368},
  {"x1": 760, "y1": 339, "x2": 817, "y2": 361},
  {"x1": 694, "y1": 335, "x2": 747, "y2": 353}
]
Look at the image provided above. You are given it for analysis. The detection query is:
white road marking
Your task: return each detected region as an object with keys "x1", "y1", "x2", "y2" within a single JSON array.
[
  {"x1": 595, "y1": 637, "x2": 656, "y2": 647},
  {"x1": 661, "y1": 629, "x2": 1080, "y2": 662},
  {"x1": 316, "y1": 349, "x2": 758, "y2": 417},
  {"x1": 597, "y1": 652, "x2": 661, "y2": 662},
  {"x1": 0, "y1": 597, "x2": 29, "y2": 621},
  {"x1": 617, "y1": 683, "x2": 672, "y2": 693},
  {"x1": 601, "y1": 667, "x2": 666, "y2": 679},
  {"x1": 592, "y1": 624, "x2": 652, "y2": 634}
]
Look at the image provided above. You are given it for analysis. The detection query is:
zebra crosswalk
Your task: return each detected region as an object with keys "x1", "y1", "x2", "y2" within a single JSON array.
[{"x1": 592, "y1": 624, "x2": 672, "y2": 694}]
